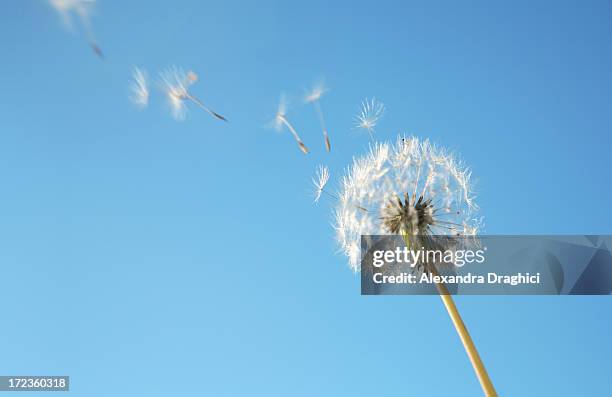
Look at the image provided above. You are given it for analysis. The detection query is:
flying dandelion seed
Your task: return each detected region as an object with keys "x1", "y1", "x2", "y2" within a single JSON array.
[
  {"x1": 354, "y1": 98, "x2": 385, "y2": 137},
  {"x1": 272, "y1": 95, "x2": 309, "y2": 154},
  {"x1": 129, "y1": 67, "x2": 149, "y2": 108},
  {"x1": 158, "y1": 67, "x2": 228, "y2": 122},
  {"x1": 312, "y1": 165, "x2": 330, "y2": 203},
  {"x1": 49, "y1": 0, "x2": 104, "y2": 58},
  {"x1": 310, "y1": 166, "x2": 367, "y2": 211},
  {"x1": 332, "y1": 135, "x2": 495, "y2": 396},
  {"x1": 305, "y1": 83, "x2": 331, "y2": 152}
]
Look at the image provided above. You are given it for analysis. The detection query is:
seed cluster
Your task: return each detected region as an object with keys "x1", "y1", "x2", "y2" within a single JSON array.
[{"x1": 382, "y1": 193, "x2": 435, "y2": 235}]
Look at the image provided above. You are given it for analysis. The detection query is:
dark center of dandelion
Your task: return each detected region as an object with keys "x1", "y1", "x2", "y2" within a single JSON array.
[{"x1": 382, "y1": 192, "x2": 435, "y2": 235}]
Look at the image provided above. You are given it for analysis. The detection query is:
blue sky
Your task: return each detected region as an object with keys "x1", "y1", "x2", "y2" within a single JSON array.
[{"x1": 1, "y1": 0, "x2": 611, "y2": 395}]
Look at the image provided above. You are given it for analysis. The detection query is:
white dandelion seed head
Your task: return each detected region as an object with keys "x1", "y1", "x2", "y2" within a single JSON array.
[
  {"x1": 312, "y1": 165, "x2": 330, "y2": 204},
  {"x1": 354, "y1": 98, "x2": 385, "y2": 134},
  {"x1": 50, "y1": 0, "x2": 94, "y2": 29},
  {"x1": 334, "y1": 135, "x2": 480, "y2": 271},
  {"x1": 129, "y1": 67, "x2": 149, "y2": 108},
  {"x1": 272, "y1": 94, "x2": 289, "y2": 131},
  {"x1": 305, "y1": 83, "x2": 327, "y2": 103},
  {"x1": 158, "y1": 67, "x2": 196, "y2": 121}
]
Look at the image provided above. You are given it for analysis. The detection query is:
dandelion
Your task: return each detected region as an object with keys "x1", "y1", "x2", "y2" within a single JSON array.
[
  {"x1": 49, "y1": 0, "x2": 104, "y2": 58},
  {"x1": 129, "y1": 67, "x2": 149, "y2": 108},
  {"x1": 335, "y1": 135, "x2": 478, "y2": 270},
  {"x1": 272, "y1": 95, "x2": 309, "y2": 154},
  {"x1": 312, "y1": 165, "x2": 330, "y2": 203},
  {"x1": 333, "y1": 135, "x2": 495, "y2": 396},
  {"x1": 354, "y1": 98, "x2": 385, "y2": 137},
  {"x1": 158, "y1": 67, "x2": 228, "y2": 122},
  {"x1": 305, "y1": 82, "x2": 331, "y2": 152}
]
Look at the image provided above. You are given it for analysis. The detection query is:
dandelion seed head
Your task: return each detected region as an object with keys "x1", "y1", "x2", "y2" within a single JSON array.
[
  {"x1": 159, "y1": 67, "x2": 195, "y2": 120},
  {"x1": 312, "y1": 165, "x2": 330, "y2": 204},
  {"x1": 129, "y1": 67, "x2": 149, "y2": 108},
  {"x1": 354, "y1": 98, "x2": 385, "y2": 135},
  {"x1": 50, "y1": 0, "x2": 94, "y2": 28},
  {"x1": 334, "y1": 135, "x2": 480, "y2": 271},
  {"x1": 305, "y1": 83, "x2": 327, "y2": 103}
]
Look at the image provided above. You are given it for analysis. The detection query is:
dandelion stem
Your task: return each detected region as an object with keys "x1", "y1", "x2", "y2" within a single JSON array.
[
  {"x1": 401, "y1": 233, "x2": 497, "y2": 397},
  {"x1": 313, "y1": 101, "x2": 326, "y2": 131},
  {"x1": 278, "y1": 115, "x2": 309, "y2": 154},
  {"x1": 433, "y1": 272, "x2": 497, "y2": 396},
  {"x1": 82, "y1": 17, "x2": 103, "y2": 59},
  {"x1": 313, "y1": 101, "x2": 331, "y2": 152},
  {"x1": 186, "y1": 94, "x2": 228, "y2": 122}
]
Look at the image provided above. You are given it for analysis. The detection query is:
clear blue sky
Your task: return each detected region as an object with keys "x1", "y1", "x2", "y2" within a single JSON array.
[{"x1": 1, "y1": 1, "x2": 611, "y2": 395}]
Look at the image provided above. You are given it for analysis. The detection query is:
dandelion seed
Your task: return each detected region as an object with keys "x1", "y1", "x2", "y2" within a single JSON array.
[
  {"x1": 334, "y1": 135, "x2": 479, "y2": 271},
  {"x1": 354, "y1": 98, "x2": 385, "y2": 137},
  {"x1": 129, "y1": 67, "x2": 149, "y2": 108},
  {"x1": 272, "y1": 95, "x2": 309, "y2": 154},
  {"x1": 158, "y1": 67, "x2": 228, "y2": 122},
  {"x1": 312, "y1": 165, "x2": 330, "y2": 203},
  {"x1": 305, "y1": 83, "x2": 331, "y2": 152},
  {"x1": 49, "y1": 0, "x2": 104, "y2": 58}
]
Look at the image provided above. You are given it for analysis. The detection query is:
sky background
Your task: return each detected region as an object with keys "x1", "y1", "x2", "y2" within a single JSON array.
[{"x1": 1, "y1": 0, "x2": 611, "y2": 395}]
